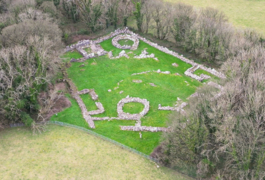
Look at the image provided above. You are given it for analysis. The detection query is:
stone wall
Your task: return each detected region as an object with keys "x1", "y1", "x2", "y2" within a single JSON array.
[
  {"x1": 120, "y1": 126, "x2": 169, "y2": 132},
  {"x1": 117, "y1": 97, "x2": 150, "y2": 120},
  {"x1": 65, "y1": 27, "x2": 225, "y2": 81},
  {"x1": 112, "y1": 34, "x2": 139, "y2": 50}
]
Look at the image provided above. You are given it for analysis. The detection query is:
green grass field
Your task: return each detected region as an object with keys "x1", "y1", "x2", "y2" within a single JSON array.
[
  {"x1": 55, "y1": 36, "x2": 218, "y2": 155},
  {"x1": 0, "y1": 125, "x2": 190, "y2": 180},
  {"x1": 166, "y1": 0, "x2": 265, "y2": 35}
]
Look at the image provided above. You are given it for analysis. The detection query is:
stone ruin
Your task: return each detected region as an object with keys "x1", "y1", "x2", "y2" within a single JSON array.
[
  {"x1": 134, "y1": 49, "x2": 156, "y2": 60},
  {"x1": 78, "y1": 89, "x2": 98, "y2": 100},
  {"x1": 88, "y1": 102, "x2": 105, "y2": 115},
  {"x1": 108, "y1": 50, "x2": 129, "y2": 59},
  {"x1": 158, "y1": 102, "x2": 187, "y2": 112},
  {"x1": 64, "y1": 27, "x2": 226, "y2": 132},
  {"x1": 112, "y1": 34, "x2": 139, "y2": 50},
  {"x1": 184, "y1": 65, "x2": 212, "y2": 82},
  {"x1": 117, "y1": 97, "x2": 149, "y2": 120},
  {"x1": 66, "y1": 27, "x2": 225, "y2": 80}
]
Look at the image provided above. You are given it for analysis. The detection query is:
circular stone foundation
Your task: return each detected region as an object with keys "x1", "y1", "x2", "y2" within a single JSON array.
[
  {"x1": 112, "y1": 34, "x2": 139, "y2": 50},
  {"x1": 117, "y1": 97, "x2": 149, "y2": 120}
]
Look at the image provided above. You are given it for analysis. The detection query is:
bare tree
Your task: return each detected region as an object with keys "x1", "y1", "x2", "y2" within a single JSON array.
[
  {"x1": 151, "y1": 1, "x2": 173, "y2": 40},
  {"x1": 120, "y1": 0, "x2": 133, "y2": 27},
  {"x1": 102, "y1": 0, "x2": 120, "y2": 29},
  {"x1": 77, "y1": 0, "x2": 102, "y2": 32},
  {"x1": 159, "y1": 45, "x2": 265, "y2": 179},
  {"x1": 141, "y1": 0, "x2": 152, "y2": 34}
]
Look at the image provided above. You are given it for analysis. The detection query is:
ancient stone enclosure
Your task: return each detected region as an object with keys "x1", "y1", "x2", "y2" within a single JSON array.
[{"x1": 64, "y1": 27, "x2": 225, "y2": 133}]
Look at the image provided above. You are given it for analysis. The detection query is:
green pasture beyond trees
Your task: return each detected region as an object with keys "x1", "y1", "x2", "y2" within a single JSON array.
[
  {"x1": 0, "y1": 125, "x2": 189, "y2": 180},
  {"x1": 53, "y1": 38, "x2": 215, "y2": 154},
  {"x1": 166, "y1": 0, "x2": 265, "y2": 35}
]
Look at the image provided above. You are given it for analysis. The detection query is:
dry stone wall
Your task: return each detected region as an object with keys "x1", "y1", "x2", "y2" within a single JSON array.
[
  {"x1": 112, "y1": 34, "x2": 139, "y2": 50},
  {"x1": 120, "y1": 126, "x2": 169, "y2": 132},
  {"x1": 117, "y1": 97, "x2": 149, "y2": 120}
]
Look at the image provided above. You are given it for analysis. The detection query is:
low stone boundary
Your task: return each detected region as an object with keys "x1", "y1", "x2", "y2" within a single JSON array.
[
  {"x1": 158, "y1": 102, "x2": 187, "y2": 111},
  {"x1": 88, "y1": 102, "x2": 105, "y2": 115},
  {"x1": 112, "y1": 34, "x2": 139, "y2": 50},
  {"x1": 184, "y1": 65, "x2": 204, "y2": 81},
  {"x1": 120, "y1": 126, "x2": 169, "y2": 132},
  {"x1": 78, "y1": 89, "x2": 98, "y2": 100},
  {"x1": 117, "y1": 97, "x2": 150, "y2": 120}
]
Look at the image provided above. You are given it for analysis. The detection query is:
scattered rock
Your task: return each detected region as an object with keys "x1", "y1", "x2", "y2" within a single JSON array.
[
  {"x1": 161, "y1": 71, "x2": 170, "y2": 74},
  {"x1": 80, "y1": 69, "x2": 85, "y2": 71},
  {"x1": 149, "y1": 83, "x2": 156, "y2": 87},
  {"x1": 172, "y1": 63, "x2": 178, "y2": 67},
  {"x1": 108, "y1": 89, "x2": 111, "y2": 92},
  {"x1": 119, "y1": 91, "x2": 124, "y2": 94},
  {"x1": 174, "y1": 73, "x2": 180, "y2": 76},
  {"x1": 70, "y1": 58, "x2": 77, "y2": 62},
  {"x1": 91, "y1": 62, "x2": 97, "y2": 65},
  {"x1": 157, "y1": 69, "x2": 161, "y2": 73},
  {"x1": 132, "y1": 79, "x2": 142, "y2": 83},
  {"x1": 79, "y1": 64, "x2": 85, "y2": 67}
]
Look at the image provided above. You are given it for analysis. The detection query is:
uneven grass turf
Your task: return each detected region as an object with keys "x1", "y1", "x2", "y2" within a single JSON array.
[
  {"x1": 0, "y1": 125, "x2": 190, "y2": 180},
  {"x1": 56, "y1": 38, "x2": 210, "y2": 154},
  {"x1": 165, "y1": 0, "x2": 265, "y2": 35}
]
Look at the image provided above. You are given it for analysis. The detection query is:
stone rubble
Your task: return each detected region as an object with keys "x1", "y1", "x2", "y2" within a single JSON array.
[
  {"x1": 134, "y1": 49, "x2": 156, "y2": 60},
  {"x1": 172, "y1": 63, "x2": 178, "y2": 67},
  {"x1": 131, "y1": 71, "x2": 152, "y2": 76},
  {"x1": 88, "y1": 102, "x2": 105, "y2": 115},
  {"x1": 78, "y1": 89, "x2": 98, "y2": 100},
  {"x1": 120, "y1": 126, "x2": 169, "y2": 132},
  {"x1": 149, "y1": 83, "x2": 156, "y2": 87},
  {"x1": 108, "y1": 50, "x2": 129, "y2": 59},
  {"x1": 132, "y1": 79, "x2": 142, "y2": 83},
  {"x1": 158, "y1": 102, "x2": 187, "y2": 112}
]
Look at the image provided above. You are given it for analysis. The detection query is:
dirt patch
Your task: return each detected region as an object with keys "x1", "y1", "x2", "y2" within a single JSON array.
[
  {"x1": 55, "y1": 82, "x2": 68, "y2": 93},
  {"x1": 150, "y1": 144, "x2": 163, "y2": 160},
  {"x1": 46, "y1": 95, "x2": 72, "y2": 119},
  {"x1": 69, "y1": 35, "x2": 91, "y2": 44},
  {"x1": 38, "y1": 83, "x2": 71, "y2": 120}
]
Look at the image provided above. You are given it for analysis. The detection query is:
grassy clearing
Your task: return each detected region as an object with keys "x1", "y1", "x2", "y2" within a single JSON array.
[
  {"x1": 118, "y1": 39, "x2": 134, "y2": 46},
  {"x1": 0, "y1": 125, "x2": 190, "y2": 180},
  {"x1": 165, "y1": 0, "x2": 265, "y2": 35},
  {"x1": 84, "y1": 47, "x2": 92, "y2": 53},
  {"x1": 53, "y1": 36, "x2": 217, "y2": 154},
  {"x1": 123, "y1": 102, "x2": 145, "y2": 114}
]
